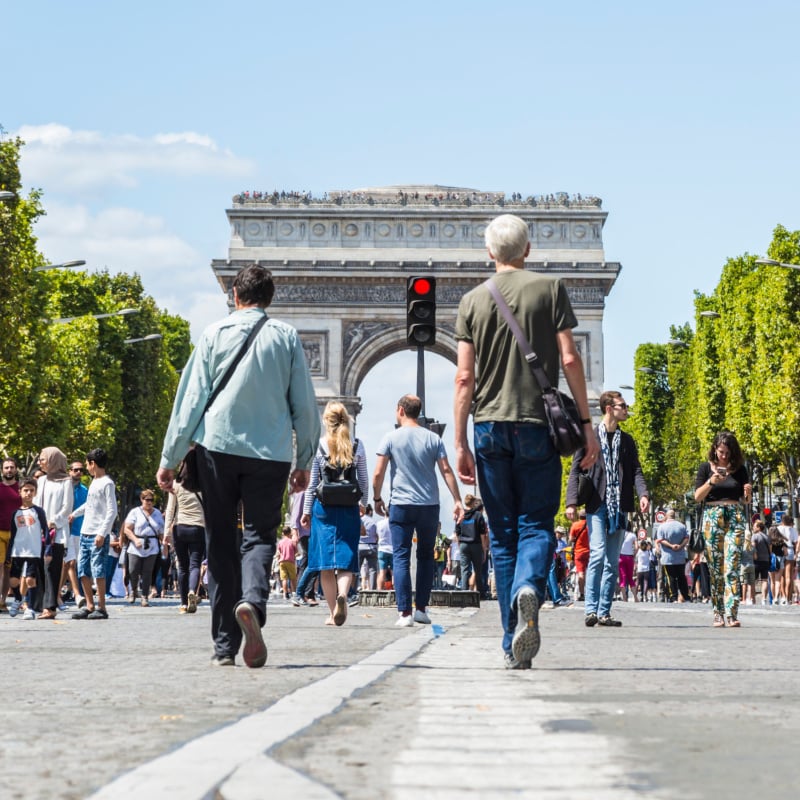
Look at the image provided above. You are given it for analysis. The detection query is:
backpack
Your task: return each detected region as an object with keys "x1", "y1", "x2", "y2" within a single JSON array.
[{"x1": 315, "y1": 439, "x2": 362, "y2": 507}]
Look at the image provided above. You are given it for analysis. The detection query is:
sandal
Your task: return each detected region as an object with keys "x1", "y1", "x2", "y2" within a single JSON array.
[
  {"x1": 38, "y1": 609, "x2": 57, "y2": 620},
  {"x1": 713, "y1": 613, "x2": 725, "y2": 628},
  {"x1": 726, "y1": 617, "x2": 741, "y2": 628}
]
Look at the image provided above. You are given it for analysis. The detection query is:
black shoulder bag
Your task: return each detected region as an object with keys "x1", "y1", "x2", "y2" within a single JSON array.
[
  {"x1": 177, "y1": 315, "x2": 269, "y2": 492},
  {"x1": 484, "y1": 279, "x2": 586, "y2": 457}
]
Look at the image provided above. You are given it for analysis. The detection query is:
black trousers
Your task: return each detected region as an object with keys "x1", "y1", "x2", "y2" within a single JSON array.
[
  {"x1": 43, "y1": 542, "x2": 66, "y2": 611},
  {"x1": 174, "y1": 524, "x2": 206, "y2": 605},
  {"x1": 664, "y1": 563, "x2": 690, "y2": 601},
  {"x1": 196, "y1": 445, "x2": 290, "y2": 659}
]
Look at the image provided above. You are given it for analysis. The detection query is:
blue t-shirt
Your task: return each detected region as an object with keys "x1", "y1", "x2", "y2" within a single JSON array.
[
  {"x1": 70, "y1": 481, "x2": 88, "y2": 536},
  {"x1": 377, "y1": 426, "x2": 446, "y2": 506},
  {"x1": 657, "y1": 520, "x2": 688, "y2": 565}
]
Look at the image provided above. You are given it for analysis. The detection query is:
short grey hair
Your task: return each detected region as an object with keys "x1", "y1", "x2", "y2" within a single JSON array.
[{"x1": 485, "y1": 214, "x2": 529, "y2": 264}]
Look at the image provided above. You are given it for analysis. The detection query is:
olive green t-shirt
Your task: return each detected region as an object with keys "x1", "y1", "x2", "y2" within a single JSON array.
[{"x1": 454, "y1": 269, "x2": 577, "y2": 424}]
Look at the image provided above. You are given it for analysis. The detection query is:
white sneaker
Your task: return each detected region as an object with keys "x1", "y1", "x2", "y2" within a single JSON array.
[
  {"x1": 395, "y1": 614, "x2": 414, "y2": 628},
  {"x1": 22, "y1": 608, "x2": 35, "y2": 620},
  {"x1": 413, "y1": 609, "x2": 431, "y2": 624},
  {"x1": 8, "y1": 599, "x2": 22, "y2": 617}
]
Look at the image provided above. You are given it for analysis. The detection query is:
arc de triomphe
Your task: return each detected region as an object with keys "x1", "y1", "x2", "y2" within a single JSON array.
[{"x1": 211, "y1": 186, "x2": 620, "y2": 420}]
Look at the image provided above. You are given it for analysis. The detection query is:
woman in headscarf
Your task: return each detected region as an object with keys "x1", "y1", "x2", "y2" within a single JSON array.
[{"x1": 37, "y1": 446, "x2": 73, "y2": 619}]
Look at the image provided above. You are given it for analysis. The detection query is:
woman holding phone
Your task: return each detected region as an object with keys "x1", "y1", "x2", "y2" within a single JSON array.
[{"x1": 694, "y1": 431, "x2": 752, "y2": 628}]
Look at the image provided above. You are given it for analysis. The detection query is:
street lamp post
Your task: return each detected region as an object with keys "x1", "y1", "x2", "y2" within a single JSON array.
[
  {"x1": 44, "y1": 308, "x2": 140, "y2": 325},
  {"x1": 123, "y1": 334, "x2": 162, "y2": 345},
  {"x1": 755, "y1": 258, "x2": 800, "y2": 271},
  {"x1": 34, "y1": 260, "x2": 87, "y2": 272}
]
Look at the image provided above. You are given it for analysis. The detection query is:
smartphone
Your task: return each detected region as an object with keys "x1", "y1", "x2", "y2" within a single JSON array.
[{"x1": 717, "y1": 467, "x2": 728, "y2": 477}]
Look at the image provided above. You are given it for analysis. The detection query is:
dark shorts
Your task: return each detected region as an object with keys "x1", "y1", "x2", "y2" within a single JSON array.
[
  {"x1": 754, "y1": 560, "x2": 770, "y2": 580},
  {"x1": 10, "y1": 556, "x2": 41, "y2": 579}
]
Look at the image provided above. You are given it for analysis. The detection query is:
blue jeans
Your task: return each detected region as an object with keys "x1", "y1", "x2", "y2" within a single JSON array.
[
  {"x1": 585, "y1": 503, "x2": 625, "y2": 617},
  {"x1": 474, "y1": 421, "x2": 561, "y2": 655},
  {"x1": 389, "y1": 504, "x2": 439, "y2": 614},
  {"x1": 546, "y1": 559, "x2": 563, "y2": 604}
]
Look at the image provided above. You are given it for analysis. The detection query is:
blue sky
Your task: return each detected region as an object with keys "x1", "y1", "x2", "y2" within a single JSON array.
[{"x1": 4, "y1": 1, "x2": 800, "y2": 524}]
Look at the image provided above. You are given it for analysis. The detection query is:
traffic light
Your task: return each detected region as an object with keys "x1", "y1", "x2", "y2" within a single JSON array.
[{"x1": 406, "y1": 276, "x2": 436, "y2": 346}]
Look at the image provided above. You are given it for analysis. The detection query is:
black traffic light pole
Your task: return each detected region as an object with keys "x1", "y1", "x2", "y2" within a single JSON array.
[{"x1": 416, "y1": 344, "x2": 426, "y2": 416}]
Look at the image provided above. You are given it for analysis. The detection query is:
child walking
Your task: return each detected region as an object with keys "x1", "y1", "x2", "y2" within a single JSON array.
[{"x1": 8, "y1": 478, "x2": 49, "y2": 619}]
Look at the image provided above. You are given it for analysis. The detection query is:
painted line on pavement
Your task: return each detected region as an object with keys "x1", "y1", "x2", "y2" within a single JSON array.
[{"x1": 89, "y1": 625, "x2": 438, "y2": 800}]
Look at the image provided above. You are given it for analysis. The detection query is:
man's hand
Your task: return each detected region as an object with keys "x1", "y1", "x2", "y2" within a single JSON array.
[
  {"x1": 452, "y1": 500, "x2": 465, "y2": 524},
  {"x1": 455, "y1": 446, "x2": 476, "y2": 485},
  {"x1": 94, "y1": 534, "x2": 105, "y2": 548},
  {"x1": 300, "y1": 514, "x2": 310, "y2": 528},
  {"x1": 157, "y1": 467, "x2": 175, "y2": 492},
  {"x1": 565, "y1": 504, "x2": 577, "y2": 521},
  {"x1": 374, "y1": 498, "x2": 387, "y2": 516},
  {"x1": 578, "y1": 430, "x2": 600, "y2": 471},
  {"x1": 290, "y1": 469, "x2": 310, "y2": 492},
  {"x1": 640, "y1": 496, "x2": 650, "y2": 515}
]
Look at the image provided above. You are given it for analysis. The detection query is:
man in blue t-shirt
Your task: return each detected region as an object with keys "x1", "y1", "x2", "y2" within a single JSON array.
[{"x1": 373, "y1": 395, "x2": 463, "y2": 628}]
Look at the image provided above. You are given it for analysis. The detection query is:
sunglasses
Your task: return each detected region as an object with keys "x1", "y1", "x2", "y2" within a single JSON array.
[
  {"x1": 613, "y1": 403, "x2": 628, "y2": 410},
  {"x1": 142, "y1": 497, "x2": 155, "y2": 502}
]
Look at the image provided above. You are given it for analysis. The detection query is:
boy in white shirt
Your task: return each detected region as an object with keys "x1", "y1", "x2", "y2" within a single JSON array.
[
  {"x1": 8, "y1": 479, "x2": 49, "y2": 619},
  {"x1": 70, "y1": 449, "x2": 118, "y2": 620}
]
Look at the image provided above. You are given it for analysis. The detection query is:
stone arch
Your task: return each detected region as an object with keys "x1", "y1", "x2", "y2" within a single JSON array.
[{"x1": 342, "y1": 323, "x2": 458, "y2": 399}]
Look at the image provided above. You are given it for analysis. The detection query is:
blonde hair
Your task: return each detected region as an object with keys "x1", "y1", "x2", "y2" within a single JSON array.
[{"x1": 323, "y1": 402, "x2": 354, "y2": 466}]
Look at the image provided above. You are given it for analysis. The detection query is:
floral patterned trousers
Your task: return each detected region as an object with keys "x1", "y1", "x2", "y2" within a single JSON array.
[{"x1": 702, "y1": 504, "x2": 745, "y2": 619}]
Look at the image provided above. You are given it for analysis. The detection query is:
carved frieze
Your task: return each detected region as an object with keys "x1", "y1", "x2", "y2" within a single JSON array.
[
  {"x1": 273, "y1": 282, "x2": 606, "y2": 307},
  {"x1": 298, "y1": 331, "x2": 328, "y2": 378},
  {"x1": 343, "y1": 321, "x2": 392, "y2": 358}
]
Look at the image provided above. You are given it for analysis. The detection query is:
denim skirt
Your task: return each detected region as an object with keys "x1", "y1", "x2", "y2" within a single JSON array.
[{"x1": 307, "y1": 498, "x2": 360, "y2": 573}]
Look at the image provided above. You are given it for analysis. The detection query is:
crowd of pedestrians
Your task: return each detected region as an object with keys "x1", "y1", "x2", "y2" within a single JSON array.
[{"x1": 6, "y1": 214, "x2": 798, "y2": 679}]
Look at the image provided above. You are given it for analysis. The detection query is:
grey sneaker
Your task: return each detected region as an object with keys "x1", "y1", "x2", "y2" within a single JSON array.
[
  {"x1": 511, "y1": 587, "x2": 541, "y2": 664},
  {"x1": 87, "y1": 608, "x2": 108, "y2": 620},
  {"x1": 235, "y1": 601, "x2": 267, "y2": 668},
  {"x1": 504, "y1": 652, "x2": 531, "y2": 670},
  {"x1": 585, "y1": 613, "x2": 599, "y2": 627}
]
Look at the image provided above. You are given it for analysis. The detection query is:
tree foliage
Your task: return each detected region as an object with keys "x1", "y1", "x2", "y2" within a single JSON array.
[
  {"x1": 631, "y1": 224, "x2": 800, "y2": 512},
  {"x1": 0, "y1": 135, "x2": 189, "y2": 511}
]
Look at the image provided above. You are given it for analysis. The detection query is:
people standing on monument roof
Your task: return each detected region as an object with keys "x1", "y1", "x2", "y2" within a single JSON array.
[
  {"x1": 454, "y1": 214, "x2": 598, "y2": 669},
  {"x1": 157, "y1": 264, "x2": 320, "y2": 667},
  {"x1": 566, "y1": 391, "x2": 649, "y2": 628},
  {"x1": 373, "y1": 394, "x2": 463, "y2": 628}
]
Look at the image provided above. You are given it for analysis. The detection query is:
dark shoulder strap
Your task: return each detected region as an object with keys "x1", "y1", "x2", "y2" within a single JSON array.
[
  {"x1": 204, "y1": 315, "x2": 269, "y2": 415},
  {"x1": 484, "y1": 278, "x2": 554, "y2": 392}
]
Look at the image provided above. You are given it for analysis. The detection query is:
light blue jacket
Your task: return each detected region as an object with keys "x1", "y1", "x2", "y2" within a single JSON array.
[{"x1": 160, "y1": 307, "x2": 320, "y2": 470}]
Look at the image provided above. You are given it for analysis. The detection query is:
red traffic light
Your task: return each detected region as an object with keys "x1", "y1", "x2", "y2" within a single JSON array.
[{"x1": 410, "y1": 277, "x2": 432, "y2": 296}]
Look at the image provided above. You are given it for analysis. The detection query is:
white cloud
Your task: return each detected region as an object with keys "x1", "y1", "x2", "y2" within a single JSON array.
[
  {"x1": 35, "y1": 202, "x2": 223, "y2": 333},
  {"x1": 17, "y1": 123, "x2": 253, "y2": 192}
]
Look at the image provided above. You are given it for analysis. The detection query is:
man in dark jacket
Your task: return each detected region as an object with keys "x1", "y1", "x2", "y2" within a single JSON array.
[
  {"x1": 565, "y1": 391, "x2": 649, "y2": 628},
  {"x1": 455, "y1": 494, "x2": 488, "y2": 594}
]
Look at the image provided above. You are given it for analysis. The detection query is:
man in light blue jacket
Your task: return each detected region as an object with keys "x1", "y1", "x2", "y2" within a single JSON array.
[{"x1": 157, "y1": 265, "x2": 320, "y2": 668}]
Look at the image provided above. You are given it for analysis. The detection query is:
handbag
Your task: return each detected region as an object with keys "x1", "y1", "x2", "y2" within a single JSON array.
[
  {"x1": 176, "y1": 315, "x2": 269, "y2": 492},
  {"x1": 688, "y1": 528, "x2": 705, "y2": 555},
  {"x1": 484, "y1": 279, "x2": 586, "y2": 456},
  {"x1": 577, "y1": 471, "x2": 596, "y2": 508}
]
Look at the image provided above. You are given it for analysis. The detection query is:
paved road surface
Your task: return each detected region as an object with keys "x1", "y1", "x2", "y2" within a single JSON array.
[{"x1": 2, "y1": 596, "x2": 797, "y2": 799}]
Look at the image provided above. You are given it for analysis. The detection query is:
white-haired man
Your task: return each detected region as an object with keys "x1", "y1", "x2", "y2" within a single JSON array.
[{"x1": 454, "y1": 214, "x2": 598, "y2": 669}]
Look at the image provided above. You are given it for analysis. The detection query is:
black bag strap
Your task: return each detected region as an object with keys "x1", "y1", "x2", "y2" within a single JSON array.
[
  {"x1": 203, "y1": 315, "x2": 269, "y2": 415},
  {"x1": 484, "y1": 278, "x2": 554, "y2": 392}
]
